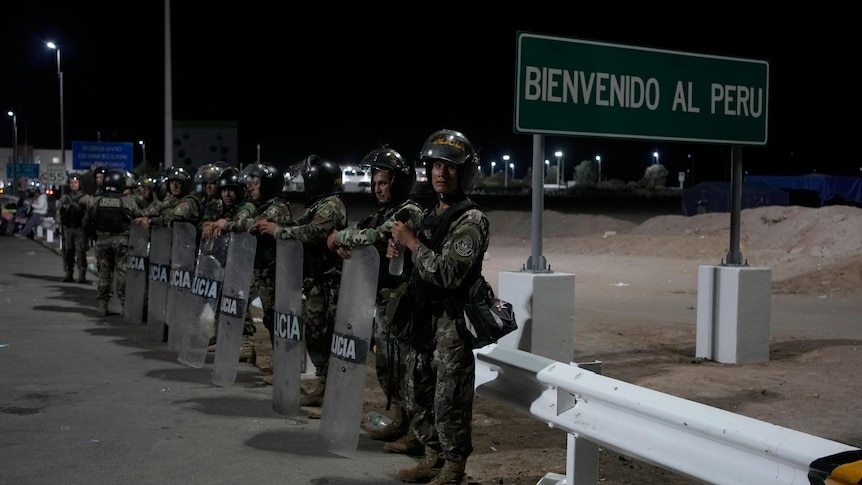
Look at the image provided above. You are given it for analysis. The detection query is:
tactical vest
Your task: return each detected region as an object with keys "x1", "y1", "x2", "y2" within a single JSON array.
[
  {"x1": 94, "y1": 194, "x2": 131, "y2": 235},
  {"x1": 411, "y1": 198, "x2": 482, "y2": 313}
]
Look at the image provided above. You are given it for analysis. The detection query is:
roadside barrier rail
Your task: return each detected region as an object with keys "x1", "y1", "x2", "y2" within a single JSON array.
[{"x1": 475, "y1": 344, "x2": 861, "y2": 485}]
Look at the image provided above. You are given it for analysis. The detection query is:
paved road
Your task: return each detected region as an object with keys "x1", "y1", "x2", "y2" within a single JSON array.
[{"x1": 0, "y1": 233, "x2": 415, "y2": 484}]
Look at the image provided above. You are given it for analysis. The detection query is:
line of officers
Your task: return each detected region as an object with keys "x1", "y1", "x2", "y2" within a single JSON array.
[{"x1": 59, "y1": 129, "x2": 489, "y2": 485}]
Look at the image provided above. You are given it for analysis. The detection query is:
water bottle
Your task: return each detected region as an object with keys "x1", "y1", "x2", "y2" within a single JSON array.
[
  {"x1": 388, "y1": 241, "x2": 404, "y2": 276},
  {"x1": 363, "y1": 411, "x2": 392, "y2": 432}
]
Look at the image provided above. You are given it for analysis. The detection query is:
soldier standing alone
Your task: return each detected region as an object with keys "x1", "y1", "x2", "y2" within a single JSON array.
[{"x1": 57, "y1": 173, "x2": 91, "y2": 283}]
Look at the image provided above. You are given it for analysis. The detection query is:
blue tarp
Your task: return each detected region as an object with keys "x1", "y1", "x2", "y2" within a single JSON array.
[{"x1": 745, "y1": 175, "x2": 862, "y2": 206}]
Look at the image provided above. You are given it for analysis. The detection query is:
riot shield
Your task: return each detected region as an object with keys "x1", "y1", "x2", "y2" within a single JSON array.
[
  {"x1": 147, "y1": 227, "x2": 172, "y2": 342},
  {"x1": 211, "y1": 232, "x2": 257, "y2": 388},
  {"x1": 319, "y1": 245, "x2": 379, "y2": 457},
  {"x1": 165, "y1": 222, "x2": 198, "y2": 352},
  {"x1": 178, "y1": 235, "x2": 229, "y2": 369},
  {"x1": 123, "y1": 222, "x2": 149, "y2": 325},
  {"x1": 271, "y1": 239, "x2": 304, "y2": 415}
]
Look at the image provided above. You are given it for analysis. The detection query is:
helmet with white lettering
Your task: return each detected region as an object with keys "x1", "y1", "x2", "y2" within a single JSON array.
[
  {"x1": 362, "y1": 147, "x2": 416, "y2": 201},
  {"x1": 419, "y1": 129, "x2": 479, "y2": 192}
]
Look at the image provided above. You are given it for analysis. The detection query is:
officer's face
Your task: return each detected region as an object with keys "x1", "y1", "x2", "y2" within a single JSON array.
[
  {"x1": 221, "y1": 187, "x2": 237, "y2": 205},
  {"x1": 372, "y1": 171, "x2": 392, "y2": 205},
  {"x1": 69, "y1": 179, "x2": 80, "y2": 191},
  {"x1": 430, "y1": 160, "x2": 458, "y2": 197},
  {"x1": 168, "y1": 180, "x2": 183, "y2": 195}
]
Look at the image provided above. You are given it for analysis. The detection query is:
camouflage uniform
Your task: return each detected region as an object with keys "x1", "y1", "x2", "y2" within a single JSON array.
[
  {"x1": 333, "y1": 199, "x2": 423, "y2": 410},
  {"x1": 402, "y1": 199, "x2": 489, "y2": 466},
  {"x1": 141, "y1": 193, "x2": 183, "y2": 226},
  {"x1": 84, "y1": 191, "x2": 143, "y2": 315},
  {"x1": 274, "y1": 194, "x2": 347, "y2": 382},
  {"x1": 216, "y1": 197, "x2": 258, "y2": 337},
  {"x1": 57, "y1": 188, "x2": 91, "y2": 282},
  {"x1": 230, "y1": 196, "x2": 293, "y2": 345}
]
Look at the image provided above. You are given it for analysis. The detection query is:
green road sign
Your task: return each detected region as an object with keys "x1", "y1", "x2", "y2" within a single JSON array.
[{"x1": 515, "y1": 32, "x2": 769, "y2": 145}]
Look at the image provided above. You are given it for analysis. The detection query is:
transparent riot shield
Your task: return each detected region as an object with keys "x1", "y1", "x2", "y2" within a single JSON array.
[
  {"x1": 165, "y1": 222, "x2": 198, "y2": 353},
  {"x1": 147, "y1": 226, "x2": 172, "y2": 342},
  {"x1": 271, "y1": 239, "x2": 304, "y2": 415},
  {"x1": 178, "y1": 235, "x2": 229, "y2": 369},
  {"x1": 211, "y1": 232, "x2": 257, "y2": 388},
  {"x1": 123, "y1": 222, "x2": 149, "y2": 325},
  {"x1": 319, "y1": 245, "x2": 379, "y2": 457}
]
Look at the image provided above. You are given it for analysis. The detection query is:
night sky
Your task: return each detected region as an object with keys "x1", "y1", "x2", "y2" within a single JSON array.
[{"x1": 2, "y1": 4, "x2": 857, "y2": 183}]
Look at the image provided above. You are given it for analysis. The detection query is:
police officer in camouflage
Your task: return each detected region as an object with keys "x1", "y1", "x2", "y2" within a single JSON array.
[
  {"x1": 57, "y1": 173, "x2": 92, "y2": 283},
  {"x1": 199, "y1": 161, "x2": 230, "y2": 225},
  {"x1": 135, "y1": 175, "x2": 157, "y2": 211},
  {"x1": 84, "y1": 168, "x2": 144, "y2": 317},
  {"x1": 251, "y1": 155, "x2": 347, "y2": 403},
  {"x1": 134, "y1": 166, "x2": 192, "y2": 231},
  {"x1": 219, "y1": 163, "x2": 293, "y2": 367},
  {"x1": 202, "y1": 166, "x2": 259, "y2": 356},
  {"x1": 326, "y1": 146, "x2": 423, "y2": 452},
  {"x1": 389, "y1": 129, "x2": 489, "y2": 485},
  {"x1": 169, "y1": 163, "x2": 229, "y2": 246}
]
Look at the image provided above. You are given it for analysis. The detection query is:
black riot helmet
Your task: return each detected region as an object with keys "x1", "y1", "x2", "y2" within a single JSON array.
[
  {"x1": 361, "y1": 147, "x2": 416, "y2": 201},
  {"x1": 419, "y1": 129, "x2": 479, "y2": 193},
  {"x1": 67, "y1": 172, "x2": 82, "y2": 184},
  {"x1": 138, "y1": 175, "x2": 156, "y2": 190},
  {"x1": 289, "y1": 155, "x2": 343, "y2": 200},
  {"x1": 165, "y1": 165, "x2": 192, "y2": 196},
  {"x1": 193, "y1": 163, "x2": 225, "y2": 193},
  {"x1": 124, "y1": 170, "x2": 139, "y2": 191},
  {"x1": 217, "y1": 167, "x2": 247, "y2": 200},
  {"x1": 103, "y1": 169, "x2": 127, "y2": 194},
  {"x1": 257, "y1": 164, "x2": 284, "y2": 201}
]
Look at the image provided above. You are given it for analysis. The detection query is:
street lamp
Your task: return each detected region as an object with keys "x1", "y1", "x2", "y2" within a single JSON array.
[
  {"x1": 554, "y1": 150, "x2": 563, "y2": 187},
  {"x1": 46, "y1": 41, "x2": 64, "y2": 170},
  {"x1": 490, "y1": 161, "x2": 496, "y2": 175},
  {"x1": 7, "y1": 111, "x2": 18, "y2": 195},
  {"x1": 503, "y1": 154, "x2": 510, "y2": 189},
  {"x1": 653, "y1": 151, "x2": 659, "y2": 165},
  {"x1": 596, "y1": 155, "x2": 602, "y2": 183},
  {"x1": 139, "y1": 140, "x2": 147, "y2": 163},
  {"x1": 544, "y1": 159, "x2": 549, "y2": 178}
]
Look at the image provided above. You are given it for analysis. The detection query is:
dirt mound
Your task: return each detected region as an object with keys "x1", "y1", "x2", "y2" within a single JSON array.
[{"x1": 489, "y1": 204, "x2": 862, "y2": 297}]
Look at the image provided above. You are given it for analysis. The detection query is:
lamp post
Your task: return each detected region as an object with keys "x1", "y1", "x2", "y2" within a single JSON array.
[
  {"x1": 7, "y1": 111, "x2": 18, "y2": 195},
  {"x1": 596, "y1": 155, "x2": 602, "y2": 183},
  {"x1": 653, "y1": 151, "x2": 659, "y2": 165},
  {"x1": 490, "y1": 161, "x2": 496, "y2": 175},
  {"x1": 46, "y1": 42, "x2": 64, "y2": 170},
  {"x1": 503, "y1": 154, "x2": 510, "y2": 189},
  {"x1": 554, "y1": 150, "x2": 563, "y2": 187},
  {"x1": 139, "y1": 140, "x2": 147, "y2": 163}
]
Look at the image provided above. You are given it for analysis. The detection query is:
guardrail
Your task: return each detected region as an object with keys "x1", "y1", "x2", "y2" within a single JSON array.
[{"x1": 475, "y1": 344, "x2": 862, "y2": 485}]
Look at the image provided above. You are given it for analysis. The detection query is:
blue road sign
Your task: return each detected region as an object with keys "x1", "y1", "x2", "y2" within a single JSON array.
[{"x1": 72, "y1": 141, "x2": 133, "y2": 171}]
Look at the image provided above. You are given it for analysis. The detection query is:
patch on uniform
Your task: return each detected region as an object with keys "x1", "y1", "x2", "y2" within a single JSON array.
[
  {"x1": 238, "y1": 210, "x2": 251, "y2": 219},
  {"x1": 266, "y1": 206, "x2": 280, "y2": 218},
  {"x1": 453, "y1": 234, "x2": 474, "y2": 257},
  {"x1": 318, "y1": 206, "x2": 333, "y2": 218}
]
